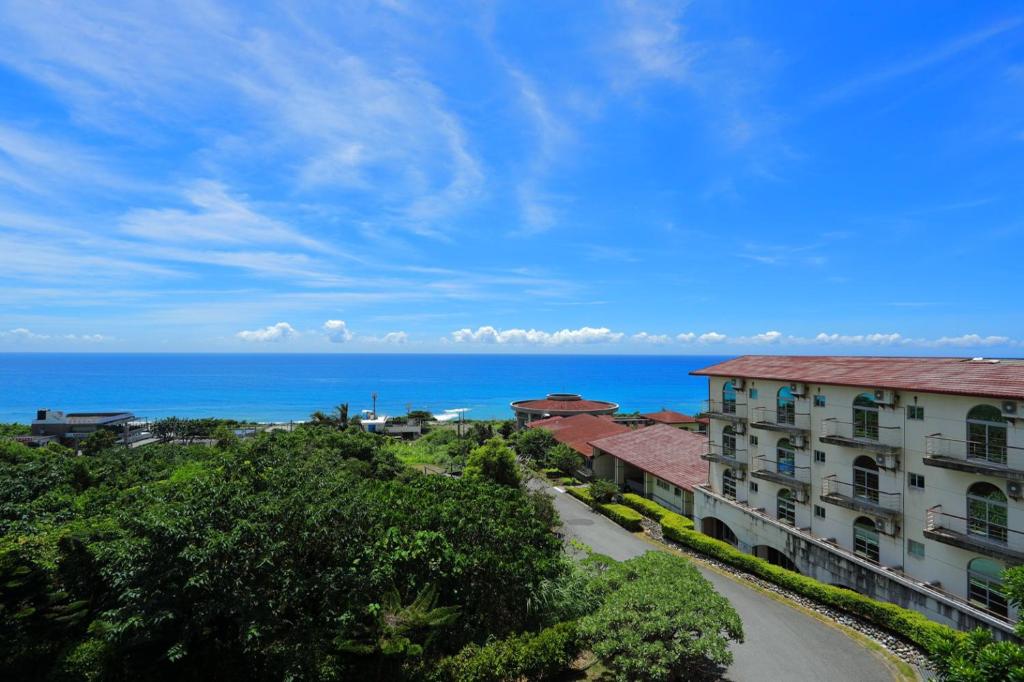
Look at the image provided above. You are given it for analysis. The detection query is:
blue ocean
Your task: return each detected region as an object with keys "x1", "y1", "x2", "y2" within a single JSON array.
[{"x1": 0, "y1": 354, "x2": 729, "y2": 423}]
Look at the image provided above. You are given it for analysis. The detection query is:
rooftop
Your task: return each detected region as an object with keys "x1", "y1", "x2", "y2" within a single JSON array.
[
  {"x1": 590, "y1": 424, "x2": 708, "y2": 492},
  {"x1": 527, "y1": 413, "x2": 629, "y2": 457},
  {"x1": 691, "y1": 355, "x2": 1024, "y2": 401},
  {"x1": 512, "y1": 393, "x2": 618, "y2": 414},
  {"x1": 642, "y1": 409, "x2": 706, "y2": 425}
]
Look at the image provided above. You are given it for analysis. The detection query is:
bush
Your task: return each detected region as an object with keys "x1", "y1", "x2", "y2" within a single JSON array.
[
  {"x1": 658, "y1": 512, "x2": 695, "y2": 540},
  {"x1": 621, "y1": 493, "x2": 671, "y2": 521},
  {"x1": 434, "y1": 621, "x2": 581, "y2": 682},
  {"x1": 588, "y1": 479, "x2": 618, "y2": 505},
  {"x1": 597, "y1": 504, "x2": 643, "y2": 532},
  {"x1": 565, "y1": 486, "x2": 594, "y2": 505}
]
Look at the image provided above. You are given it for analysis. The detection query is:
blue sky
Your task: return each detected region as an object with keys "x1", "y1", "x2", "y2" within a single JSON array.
[{"x1": 0, "y1": 1, "x2": 1022, "y2": 354}]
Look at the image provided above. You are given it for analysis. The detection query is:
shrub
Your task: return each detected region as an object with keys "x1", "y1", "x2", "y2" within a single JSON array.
[
  {"x1": 597, "y1": 504, "x2": 643, "y2": 532},
  {"x1": 658, "y1": 512, "x2": 695, "y2": 541},
  {"x1": 621, "y1": 493, "x2": 670, "y2": 521},
  {"x1": 546, "y1": 443, "x2": 582, "y2": 476},
  {"x1": 588, "y1": 479, "x2": 618, "y2": 505},
  {"x1": 566, "y1": 486, "x2": 594, "y2": 505},
  {"x1": 434, "y1": 621, "x2": 581, "y2": 682}
]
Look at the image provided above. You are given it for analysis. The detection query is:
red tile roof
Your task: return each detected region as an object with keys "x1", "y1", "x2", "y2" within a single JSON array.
[
  {"x1": 691, "y1": 355, "x2": 1024, "y2": 401},
  {"x1": 642, "y1": 410, "x2": 699, "y2": 425},
  {"x1": 512, "y1": 394, "x2": 618, "y2": 414},
  {"x1": 590, "y1": 424, "x2": 708, "y2": 492},
  {"x1": 527, "y1": 413, "x2": 630, "y2": 457}
]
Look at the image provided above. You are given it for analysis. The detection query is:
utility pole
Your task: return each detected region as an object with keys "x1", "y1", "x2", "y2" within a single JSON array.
[{"x1": 371, "y1": 392, "x2": 378, "y2": 418}]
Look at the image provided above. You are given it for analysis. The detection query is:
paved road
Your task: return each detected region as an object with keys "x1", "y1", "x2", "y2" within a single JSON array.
[{"x1": 545, "y1": 485, "x2": 895, "y2": 682}]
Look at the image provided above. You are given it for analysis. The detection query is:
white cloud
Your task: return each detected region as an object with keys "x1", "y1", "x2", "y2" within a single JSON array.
[
  {"x1": 676, "y1": 332, "x2": 697, "y2": 343},
  {"x1": 0, "y1": 327, "x2": 109, "y2": 342},
  {"x1": 611, "y1": 0, "x2": 693, "y2": 86},
  {"x1": 380, "y1": 331, "x2": 408, "y2": 344},
  {"x1": 323, "y1": 319, "x2": 354, "y2": 343},
  {"x1": 236, "y1": 322, "x2": 297, "y2": 342},
  {"x1": 698, "y1": 332, "x2": 727, "y2": 343},
  {"x1": 632, "y1": 332, "x2": 671, "y2": 344},
  {"x1": 451, "y1": 325, "x2": 625, "y2": 345}
]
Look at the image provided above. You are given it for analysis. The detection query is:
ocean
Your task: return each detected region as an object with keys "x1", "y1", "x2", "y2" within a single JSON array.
[{"x1": 0, "y1": 353, "x2": 729, "y2": 423}]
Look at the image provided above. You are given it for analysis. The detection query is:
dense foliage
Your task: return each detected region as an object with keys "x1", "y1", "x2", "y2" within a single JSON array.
[{"x1": 0, "y1": 427, "x2": 565, "y2": 680}]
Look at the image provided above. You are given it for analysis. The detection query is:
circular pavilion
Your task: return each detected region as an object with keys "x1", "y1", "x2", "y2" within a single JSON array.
[{"x1": 511, "y1": 393, "x2": 619, "y2": 427}]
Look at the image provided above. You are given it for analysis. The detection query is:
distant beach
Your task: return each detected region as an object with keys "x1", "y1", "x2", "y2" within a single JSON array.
[{"x1": 0, "y1": 353, "x2": 726, "y2": 423}]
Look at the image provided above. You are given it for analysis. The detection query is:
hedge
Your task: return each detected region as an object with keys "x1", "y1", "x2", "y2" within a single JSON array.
[
  {"x1": 620, "y1": 492, "x2": 670, "y2": 521},
  {"x1": 432, "y1": 620, "x2": 581, "y2": 682},
  {"x1": 597, "y1": 504, "x2": 644, "y2": 532},
  {"x1": 565, "y1": 486, "x2": 593, "y2": 505}
]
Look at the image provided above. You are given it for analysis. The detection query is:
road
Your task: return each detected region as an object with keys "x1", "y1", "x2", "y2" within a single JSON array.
[{"x1": 545, "y1": 484, "x2": 896, "y2": 682}]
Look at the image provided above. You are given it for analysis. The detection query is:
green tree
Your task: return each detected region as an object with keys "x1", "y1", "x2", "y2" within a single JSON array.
[
  {"x1": 580, "y1": 552, "x2": 743, "y2": 681},
  {"x1": 80, "y1": 429, "x2": 118, "y2": 455},
  {"x1": 588, "y1": 479, "x2": 618, "y2": 506},
  {"x1": 463, "y1": 438, "x2": 520, "y2": 487},
  {"x1": 547, "y1": 443, "x2": 582, "y2": 476},
  {"x1": 512, "y1": 429, "x2": 556, "y2": 465},
  {"x1": 497, "y1": 420, "x2": 516, "y2": 439}
]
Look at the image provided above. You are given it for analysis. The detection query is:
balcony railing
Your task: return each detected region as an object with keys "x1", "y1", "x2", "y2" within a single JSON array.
[
  {"x1": 752, "y1": 454, "x2": 811, "y2": 487},
  {"x1": 820, "y1": 475, "x2": 902, "y2": 517},
  {"x1": 924, "y1": 435, "x2": 1024, "y2": 479},
  {"x1": 702, "y1": 441, "x2": 749, "y2": 467},
  {"x1": 819, "y1": 418, "x2": 902, "y2": 453},
  {"x1": 924, "y1": 505, "x2": 1024, "y2": 563},
  {"x1": 702, "y1": 399, "x2": 748, "y2": 422},
  {"x1": 750, "y1": 406, "x2": 810, "y2": 433}
]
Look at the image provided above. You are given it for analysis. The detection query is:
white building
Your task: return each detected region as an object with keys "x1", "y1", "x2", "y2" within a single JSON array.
[{"x1": 693, "y1": 355, "x2": 1023, "y2": 638}]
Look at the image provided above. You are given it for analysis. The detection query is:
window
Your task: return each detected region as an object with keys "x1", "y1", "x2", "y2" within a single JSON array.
[
  {"x1": 777, "y1": 489, "x2": 796, "y2": 525},
  {"x1": 723, "y1": 469, "x2": 737, "y2": 500},
  {"x1": 907, "y1": 539, "x2": 925, "y2": 558},
  {"x1": 656, "y1": 478, "x2": 670, "y2": 491},
  {"x1": 750, "y1": 481, "x2": 759, "y2": 493},
  {"x1": 673, "y1": 486, "x2": 681, "y2": 495},
  {"x1": 722, "y1": 381, "x2": 737, "y2": 414},
  {"x1": 966, "y1": 405, "x2": 1008, "y2": 464},
  {"x1": 967, "y1": 482, "x2": 1008, "y2": 543},
  {"x1": 908, "y1": 472, "x2": 925, "y2": 489},
  {"x1": 907, "y1": 405, "x2": 924, "y2": 420},
  {"x1": 853, "y1": 455, "x2": 880, "y2": 504},
  {"x1": 722, "y1": 425, "x2": 737, "y2": 458},
  {"x1": 853, "y1": 517, "x2": 880, "y2": 563},
  {"x1": 814, "y1": 449, "x2": 826, "y2": 463},
  {"x1": 749, "y1": 435, "x2": 759, "y2": 446},
  {"x1": 776, "y1": 438, "x2": 795, "y2": 477},
  {"x1": 967, "y1": 558, "x2": 1008, "y2": 617},
  {"x1": 814, "y1": 505, "x2": 826, "y2": 519},
  {"x1": 814, "y1": 394, "x2": 827, "y2": 408},
  {"x1": 749, "y1": 388, "x2": 759, "y2": 400},
  {"x1": 853, "y1": 393, "x2": 880, "y2": 440},
  {"x1": 777, "y1": 386, "x2": 796, "y2": 425}
]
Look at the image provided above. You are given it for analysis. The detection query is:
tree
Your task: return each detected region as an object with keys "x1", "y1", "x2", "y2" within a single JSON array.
[
  {"x1": 547, "y1": 443, "x2": 582, "y2": 476},
  {"x1": 497, "y1": 420, "x2": 516, "y2": 439},
  {"x1": 80, "y1": 429, "x2": 118, "y2": 455},
  {"x1": 580, "y1": 552, "x2": 743, "y2": 681},
  {"x1": 408, "y1": 410, "x2": 433, "y2": 423},
  {"x1": 335, "y1": 403, "x2": 350, "y2": 430},
  {"x1": 512, "y1": 428, "x2": 557, "y2": 465},
  {"x1": 463, "y1": 438, "x2": 520, "y2": 487},
  {"x1": 467, "y1": 422, "x2": 493, "y2": 446},
  {"x1": 588, "y1": 479, "x2": 618, "y2": 506}
]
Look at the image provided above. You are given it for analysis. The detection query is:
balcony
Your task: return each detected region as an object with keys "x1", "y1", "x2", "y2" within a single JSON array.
[
  {"x1": 702, "y1": 399, "x2": 748, "y2": 423},
  {"x1": 818, "y1": 418, "x2": 902, "y2": 455},
  {"x1": 751, "y1": 454, "x2": 811, "y2": 490},
  {"x1": 923, "y1": 435, "x2": 1024, "y2": 481},
  {"x1": 750, "y1": 406, "x2": 810, "y2": 435},
  {"x1": 820, "y1": 475, "x2": 902, "y2": 519},
  {"x1": 924, "y1": 505, "x2": 1024, "y2": 563},
  {"x1": 702, "y1": 442, "x2": 749, "y2": 469}
]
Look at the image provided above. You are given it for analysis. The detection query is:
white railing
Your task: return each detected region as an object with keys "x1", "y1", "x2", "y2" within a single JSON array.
[
  {"x1": 705, "y1": 441, "x2": 749, "y2": 466},
  {"x1": 703, "y1": 399, "x2": 748, "y2": 420},
  {"x1": 820, "y1": 418, "x2": 902, "y2": 450},
  {"x1": 925, "y1": 434, "x2": 1022, "y2": 469},
  {"x1": 751, "y1": 406, "x2": 811, "y2": 431}
]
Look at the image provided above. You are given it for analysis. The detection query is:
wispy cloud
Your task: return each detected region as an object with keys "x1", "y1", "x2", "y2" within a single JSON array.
[
  {"x1": 0, "y1": 327, "x2": 109, "y2": 342},
  {"x1": 236, "y1": 322, "x2": 298, "y2": 342},
  {"x1": 451, "y1": 325, "x2": 625, "y2": 345}
]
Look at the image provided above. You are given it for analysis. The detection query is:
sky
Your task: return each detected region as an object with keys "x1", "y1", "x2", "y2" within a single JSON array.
[{"x1": 0, "y1": 0, "x2": 1022, "y2": 355}]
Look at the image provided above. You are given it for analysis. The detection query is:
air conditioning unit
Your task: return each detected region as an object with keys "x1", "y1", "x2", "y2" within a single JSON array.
[
  {"x1": 734, "y1": 469, "x2": 746, "y2": 481},
  {"x1": 790, "y1": 382, "x2": 807, "y2": 397},
  {"x1": 873, "y1": 389, "x2": 896, "y2": 406},
  {"x1": 1002, "y1": 401, "x2": 1019, "y2": 419},
  {"x1": 1008, "y1": 481, "x2": 1022, "y2": 500},
  {"x1": 792, "y1": 433, "x2": 806, "y2": 448},
  {"x1": 732, "y1": 377, "x2": 746, "y2": 390},
  {"x1": 875, "y1": 452, "x2": 899, "y2": 470},
  {"x1": 793, "y1": 488, "x2": 808, "y2": 504},
  {"x1": 877, "y1": 517, "x2": 900, "y2": 537},
  {"x1": 733, "y1": 422, "x2": 746, "y2": 435}
]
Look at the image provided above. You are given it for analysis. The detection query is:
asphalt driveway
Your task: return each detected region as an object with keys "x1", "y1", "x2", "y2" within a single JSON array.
[{"x1": 544, "y1": 484, "x2": 896, "y2": 682}]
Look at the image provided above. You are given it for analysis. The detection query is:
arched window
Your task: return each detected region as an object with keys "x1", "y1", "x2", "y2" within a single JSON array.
[
  {"x1": 723, "y1": 381, "x2": 737, "y2": 414},
  {"x1": 776, "y1": 438, "x2": 795, "y2": 477},
  {"x1": 967, "y1": 405, "x2": 1008, "y2": 464},
  {"x1": 722, "y1": 425, "x2": 737, "y2": 458},
  {"x1": 723, "y1": 468, "x2": 737, "y2": 500},
  {"x1": 777, "y1": 386, "x2": 795, "y2": 425},
  {"x1": 967, "y1": 482, "x2": 1008, "y2": 543},
  {"x1": 853, "y1": 516, "x2": 879, "y2": 563},
  {"x1": 853, "y1": 455, "x2": 879, "y2": 504},
  {"x1": 777, "y1": 488, "x2": 795, "y2": 525},
  {"x1": 967, "y1": 557, "x2": 1008, "y2": 617},
  {"x1": 853, "y1": 393, "x2": 879, "y2": 440}
]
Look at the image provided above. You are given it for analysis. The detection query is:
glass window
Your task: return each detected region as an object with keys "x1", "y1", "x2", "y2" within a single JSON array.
[
  {"x1": 967, "y1": 483, "x2": 1008, "y2": 543},
  {"x1": 966, "y1": 405, "x2": 1007, "y2": 464},
  {"x1": 907, "y1": 539, "x2": 925, "y2": 558},
  {"x1": 814, "y1": 505, "x2": 826, "y2": 519},
  {"x1": 722, "y1": 426, "x2": 736, "y2": 458},
  {"x1": 776, "y1": 438, "x2": 795, "y2": 477},
  {"x1": 656, "y1": 478, "x2": 670, "y2": 491},
  {"x1": 813, "y1": 394, "x2": 827, "y2": 407},
  {"x1": 853, "y1": 517, "x2": 880, "y2": 563},
  {"x1": 967, "y1": 558, "x2": 1008, "y2": 617},
  {"x1": 722, "y1": 381, "x2": 737, "y2": 414},
  {"x1": 853, "y1": 455, "x2": 880, "y2": 504},
  {"x1": 853, "y1": 393, "x2": 880, "y2": 440},
  {"x1": 749, "y1": 435, "x2": 759, "y2": 446},
  {"x1": 749, "y1": 388, "x2": 759, "y2": 400},
  {"x1": 908, "y1": 472, "x2": 925, "y2": 489},
  {"x1": 814, "y1": 449, "x2": 826, "y2": 463},
  {"x1": 777, "y1": 386, "x2": 795, "y2": 425},
  {"x1": 723, "y1": 469, "x2": 736, "y2": 500},
  {"x1": 777, "y1": 489, "x2": 796, "y2": 525},
  {"x1": 750, "y1": 481, "x2": 759, "y2": 493},
  {"x1": 907, "y1": 405, "x2": 924, "y2": 420}
]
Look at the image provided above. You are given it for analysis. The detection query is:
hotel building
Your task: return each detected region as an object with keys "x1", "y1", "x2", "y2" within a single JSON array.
[{"x1": 693, "y1": 356, "x2": 1023, "y2": 637}]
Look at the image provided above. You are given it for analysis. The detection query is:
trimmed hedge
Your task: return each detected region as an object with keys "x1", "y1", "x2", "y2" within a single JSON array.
[
  {"x1": 659, "y1": 512, "x2": 695, "y2": 539},
  {"x1": 597, "y1": 504, "x2": 644, "y2": 532},
  {"x1": 565, "y1": 486, "x2": 593, "y2": 505},
  {"x1": 620, "y1": 492, "x2": 670, "y2": 521},
  {"x1": 432, "y1": 620, "x2": 581, "y2": 682}
]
